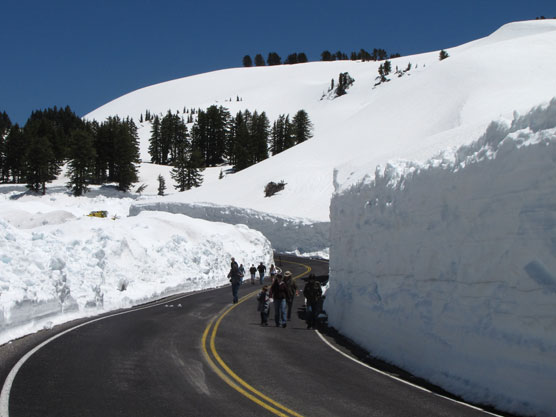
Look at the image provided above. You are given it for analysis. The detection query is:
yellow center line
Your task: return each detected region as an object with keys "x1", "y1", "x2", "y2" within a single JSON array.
[{"x1": 201, "y1": 261, "x2": 311, "y2": 417}]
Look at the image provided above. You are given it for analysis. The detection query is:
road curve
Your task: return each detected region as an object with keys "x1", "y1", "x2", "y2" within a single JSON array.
[{"x1": 1, "y1": 255, "x2": 502, "y2": 417}]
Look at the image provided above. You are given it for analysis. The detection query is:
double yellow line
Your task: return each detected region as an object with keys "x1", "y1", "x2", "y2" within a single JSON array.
[{"x1": 201, "y1": 261, "x2": 310, "y2": 417}]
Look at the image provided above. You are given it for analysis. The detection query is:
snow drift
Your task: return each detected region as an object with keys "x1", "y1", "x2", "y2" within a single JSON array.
[
  {"x1": 129, "y1": 201, "x2": 330, "y2": 254},
  {"x1": 326, "y1": 100, "x2": 556, "y2": 417},
  {"x1": 0, "y1": 210, "x2": 273, "y2": 345}
]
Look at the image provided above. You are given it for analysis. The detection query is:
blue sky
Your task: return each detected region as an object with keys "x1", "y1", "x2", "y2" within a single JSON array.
[{"x1": 1, "y1": 0, "x2": 553, "y2": 124}]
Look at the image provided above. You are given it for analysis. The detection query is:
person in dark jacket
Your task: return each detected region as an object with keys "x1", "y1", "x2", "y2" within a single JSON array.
[
  {"x1": 249, "y1": 264, "x2": 257, "y2": 285},
  {"x1": 228, "y1": 257, "x2": 242, "y2": 303},
  {"x1": 283, "y1": 271, "x2": 298, "y2": 320},
  {"x1": 256, "y1": 285, "x2": 270, "y2": 326},
  {"x1": 269, "y1": 273, "x2": 288, "y2": 327},
  {"x1": 257, "y1": 262, "x2": 266, "y2": 284},
  {"x1": 303, "y1": 274, "x2": 322, "y2": 329}
]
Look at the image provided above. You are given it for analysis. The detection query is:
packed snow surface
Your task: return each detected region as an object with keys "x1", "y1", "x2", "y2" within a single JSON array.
[
  {"x1": 0, "y1": 188, "x2": 273, "y2": 345},
  {"x1": 326, "y1": 100, "x2": 556, "y2": 417}
]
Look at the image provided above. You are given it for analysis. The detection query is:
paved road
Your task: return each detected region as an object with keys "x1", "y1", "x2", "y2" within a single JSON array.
[{"x1": 1, "y1": 255, "x2": 500, "y2": 416}]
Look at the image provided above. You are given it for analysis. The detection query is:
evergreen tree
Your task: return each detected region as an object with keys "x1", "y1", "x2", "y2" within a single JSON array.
[
  {"x1": 112, "y1": 118, "x2": 140, "y2": 192},
  {"x1": 439, "y1": 49, "x2": 450, "y2": 60},
  {"x1": 360, "y1": 49, "x2": 372, "y2": 61},
  {"x1": 148, "y1": 115, "x2": 162, "y2": 164},
  {"x1": 23, "y1": 106, "x2": 83, "y2": 163},
  {"x1": 66, "y1": 129, "x2": 96, "y2": 196},
  {"x1": 270, "y1": 115, "x2": 293, "y2": 155},
  {"x1": 321, "y1": 50, "x2": 333, "y2": 61},
  {"x1": 3, "y1": 124, "x2": 27, "y2": 183},
  {"x1": 171, "y1": 143, "x2": 203, "y2": 191},
  {"x1": 267, "y1": 52, "x2": 281, "y2": 66},
  {"x1": 335, "y1": 72, "x2": 355, "y2": 96},
  {"x1": 251, "y1": 111, "x2": 270, "y2": 163},
  {"x1": 0, "y1": 111, "x2": 12, "y2": 182},
  {"x1": 291, "y1": 110, "x2": 313, "y2": 144},
  {"x1": 297, "y1": 52, "x2": 308, "y2": 63},
  {"x1": 285, "y1": 53, "x2": 298, "y2": 65},
  {"x1": 159, "y1": 111, "x2": 188, "y2": 164},
  {"x1": 242, "y1": 55, "x2": 253, "y2": 67},
  {"x1": 230, "y1": 111, "x2": 251, "y2": 171},
  {"x1": 383, "y1": 60, "x2": 392, "y2": 75},
  {"x1": 191, "y1": 106, "x2": 230, "y2": 167},
  {"x1": 254, "y1": 54, "x2": 265, "y2": 66},
  {"x1": 23, "y1": 135, "x2": 57, "y2": 195},
  {"x1": 157, "y1": 174, "x2": 166, "y2": 196}
]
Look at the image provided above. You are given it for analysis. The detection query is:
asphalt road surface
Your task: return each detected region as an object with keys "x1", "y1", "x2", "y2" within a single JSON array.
[{"x1": 1, "y1": 255, "x2": 504, "y2": 417}]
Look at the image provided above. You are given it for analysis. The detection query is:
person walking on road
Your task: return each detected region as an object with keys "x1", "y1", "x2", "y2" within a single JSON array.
[
  {"x1": 249, "y1": 264, "x2": 257, "y2": 285},
  {"x1": 228, "y1": 257, "x2": 242, "y2": 304},
  {"x1": 257, "y1": 262, "x2": 266, "y2": 284},
  {"x1": 269, "y1": 264, "x2": 277, "y2": 282},
  {"x1": 283, "y1": 271, "x2": 298, "y2": 321},
  {"x1": 269, "y1": 273, "x2": 288, "y2": 327},
  {"x1": 303, "y1": 273, "x2": 322, "y2": 329},
  {"x1": 256, "y1": 285, "x2": 271, "y2": 326}
]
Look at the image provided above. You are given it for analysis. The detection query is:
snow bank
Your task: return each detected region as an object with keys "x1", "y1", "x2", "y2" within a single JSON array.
[
  {"x1": 0, "y1": 211, "x2": 273, "y2": 345},
  {"x1": 326, "y1": 100, "x2": 556, "y2": 417},
  {"x1": 129, "y1": 201, "x2": 329, "y2": 254}
]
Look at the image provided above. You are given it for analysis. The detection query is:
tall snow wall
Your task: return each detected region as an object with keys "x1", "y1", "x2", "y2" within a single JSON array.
[
  {"x1": 326, "y1": 100, "x2": 556, "y2": 417},
  {"x1": 129, "y1": 202, "x2": 330, "y2": 254}
]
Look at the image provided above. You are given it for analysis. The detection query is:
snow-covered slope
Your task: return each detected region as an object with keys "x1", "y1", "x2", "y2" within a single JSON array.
[
  {"x1": 326, "y1": 100, "x2": 556, "y2": 417},
  {"x1": 86, "y1": 20, "x2": 556, "y2": 225}
]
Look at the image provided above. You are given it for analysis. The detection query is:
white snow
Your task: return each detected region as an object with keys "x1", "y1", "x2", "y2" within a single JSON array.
[
  {"x1": 0, "y1": 180, "x2": 273, "y2": 346},
  {"x1": 2, "y1": 18, "x2": 556, "y2": 416},
  {"x1": 326, "y1": 100, "x2": 556, "y2": 417}
]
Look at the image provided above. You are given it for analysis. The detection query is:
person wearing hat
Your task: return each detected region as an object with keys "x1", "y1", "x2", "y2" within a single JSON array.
[
  {"x1": 269, "y1": 273, "x2": 288, "y2": 327},
  {"x1": 227, "y1": 257, "x2": 242, "y2": 304},
  {"x1": 283, "y1": 271, "x2": 298, "y2": 321},
  {"x1": 303, "y1": 273, "x2": 322, "y2": 329}
]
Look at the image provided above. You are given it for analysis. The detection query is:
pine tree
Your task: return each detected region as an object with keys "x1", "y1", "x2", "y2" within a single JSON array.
[
  {"x1": 242, "y1": 55, "x2": 253, "y2": 67},
  {"x1": 297, "y1": 52, "x2": 308, "y2": 63},
  {"x1": 439, "y1": 49, "x2": 450, "y2": 60},
  {"x1": 0, "y1": 111, "x2": 12, "y2": 182},
  {"x1": 66, "y1": 129, "x2": 96, "y2": 196},
  {"x1": 254, "y1": 54, "x2": 265, "y2": 66},
  {"x1": 230, "y1": 111, "x2": 251, "y2": 171},
  {"x1": 291, "y1": 110, "x2": 313, "y2": 144},
  {"x1": 171, "y1": 143, "x2": 203, "y2": 191},
  {"x1": 148, "y1": 115, "x2": 162, "y2": 164},
  {"x1": 3, "y1": 124, "x2": 27, "y2": 183},
  {"x1": 23, "y1": 135, "x2": 58, "y2": 194},
  {"x1": 321, "y1": 50, "x2": 333, "y2": 61},
  {"x1": 112, "y1": 118, "x2": 140, "y2": 192},
  {"x1": 251, "y1": 111, "x2": 270, "y2": 163},
  {"x1": 285, "y1": 53, "x2": 298, "y2": 65},
  {"x1": 157, "y1": 174, "x2": 166, "y2": 196},
  {"x1": 267, "y1": 52, "x2": 281, "y2": 66},
  {"x1": 191, "y1": 106, "x2": 230, "y2": 167},
  {"x1": 335, "y1": 72, "x2": 354, "y2": 97},
  {"x1": 271, "y1": 115, "x2": 293, "y2": 155}
]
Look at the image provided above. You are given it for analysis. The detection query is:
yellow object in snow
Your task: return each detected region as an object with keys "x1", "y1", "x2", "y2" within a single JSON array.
[{"x1": 87, "y1": 210, "x2": 108, "y2": 218}]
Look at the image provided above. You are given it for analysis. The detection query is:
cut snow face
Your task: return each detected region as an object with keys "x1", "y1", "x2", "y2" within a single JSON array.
[
  {"x1": 326, "y1": 99, "x2": 556, "y2": 417},
  {"x1": 0, "y1": 210, "x2": 273, "y2": 345}
]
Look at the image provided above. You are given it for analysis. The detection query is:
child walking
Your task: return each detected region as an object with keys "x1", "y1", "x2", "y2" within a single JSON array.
[{"x1": 257, "y1": 285, "x2": 270, "y2": 326}]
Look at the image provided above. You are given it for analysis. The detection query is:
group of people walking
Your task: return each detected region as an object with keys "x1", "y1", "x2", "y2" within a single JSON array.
[
  {"x1": 228, "y1": 257, "x2": 323, "y2": 328},
  {"x1": 256, "y1": 271, "x2": 322, "y2": 329}
]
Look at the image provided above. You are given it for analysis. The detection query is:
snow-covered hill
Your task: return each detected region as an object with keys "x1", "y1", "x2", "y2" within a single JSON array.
[{"x1": 86, "y1": 20, "x2": 556, "y2": 226}]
